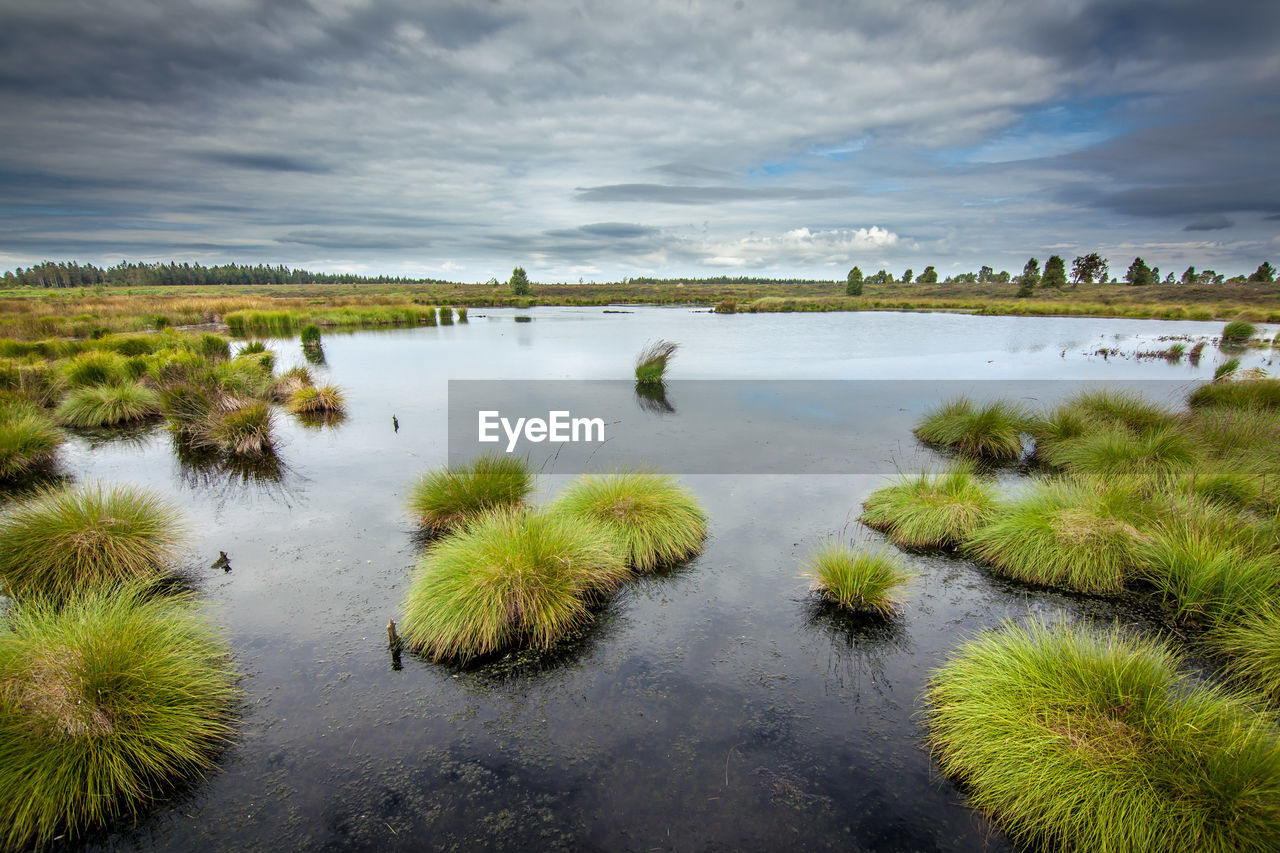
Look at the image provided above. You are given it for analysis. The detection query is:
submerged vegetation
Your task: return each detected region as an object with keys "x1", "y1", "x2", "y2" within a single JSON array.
[
  {"x1": 927, "y1": 622, "x2": 1280, "y2": 853},
  {"x1": 550, "y1": 472, "x2": 707, "y2": 571},
  {"x1": 0, "y1": 587, "x2": 237, "y2": 850},
  {"x1": 0, "y1": 482, "x2": 185, "y2": 603},
  {"x1": 803, "y1": 543, "x2": 911, "y2": 615},
  {"x1": 400, "y1": 507, "x2": 629, "y2": 662},
  {"x1": 407, "y1": 454, "x2": 535, "y2": 534}
]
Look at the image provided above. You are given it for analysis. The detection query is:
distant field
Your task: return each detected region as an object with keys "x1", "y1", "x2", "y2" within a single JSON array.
[{"x1": 0, "y1": 278, "x2": 1278, "y2": 339}]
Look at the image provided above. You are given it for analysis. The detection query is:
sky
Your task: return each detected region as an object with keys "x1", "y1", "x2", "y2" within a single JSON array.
[{"x1": 1, "y1": 0, "x2": 1278, "y2": 282}]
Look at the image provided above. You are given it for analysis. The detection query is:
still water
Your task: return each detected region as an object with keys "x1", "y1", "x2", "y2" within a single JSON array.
[{"x1": 59, "y1": 307, "x2": 1271, "y2": 851}]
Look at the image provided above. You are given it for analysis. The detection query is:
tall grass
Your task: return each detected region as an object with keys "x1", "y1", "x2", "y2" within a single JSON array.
[
  {"x1": 1209, "y1": 609, "x2": 1280, "y2": 705},
  {"x1": 202, "y1": 400, "x2": 275, "y2": 456},
  {"x1": 407, "y1": 454, "x2": 535, "y2": 533},
  {"x1": 963, "y1": 480, "x2": 1149, "y2": 594},
  {"x1": 914, "y1": 397, "x2": 1030, "y2": 461},
  {"x1": 1222, "y1": 320, "x2": 1258, "y2": 343},
  {"x1": 803, "y1": 543, "x2": 911, "y2": 615},
  {"x1": 1048, "y1": 425, "x2": 1199, "y2": 479},
  {"x1": 0, "y1": 483, "x2": 185, "y2": 602},
  {"x1": 1188, "y1": 377, "x2": 1280, "y2": 411},
  {"x1": 0, "y1": 399, "x2": 63, "y2": 480},
  {"x1": 550, "y1": 472, "x2": 707, "y2": 571},
  {"x1": 927, "y1": 621, "x2": 1280, "y2": 853},
  {"x1": 0, "y1": 587, "x2": 236, "y2": 849},
  {"x1": 1055, "y1": 387, "x2": 1177, "y2": 434},
  {"x1": 55, "y1": 381, "x2": 161, "y2": 427},
  {"x1": 62, "y1": 350, "x2": 128, "y2": 387},
  {"x1": 634, "y1": 340, "x2": 678, "y2": 385},
  {"x1": 860, "y1": 463, "x2": 996, "y2": 548},
  {"x1": 299, "y1": 324, "x2": 322, "y2": 347},
  {"x1": 438, "y1": 306, "x2": 454, "y2": 325},
  {"x1": 399, "y1": 508, "x2": 629, "y2": 662},
  {"x1": 287, "y1": 383, "x2": 345, "y2": 415}
]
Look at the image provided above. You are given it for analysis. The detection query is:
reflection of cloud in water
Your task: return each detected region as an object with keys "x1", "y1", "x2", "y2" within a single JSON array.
[
  {"x1": 802, "y1": 599, "x2": 910, "y2": 701},
  {"x1": 634, "y1": 380, "x2": 676, "y2": 415},
  {"x1": 170, "y1": 435, "x2": 307, "y2": 507}
]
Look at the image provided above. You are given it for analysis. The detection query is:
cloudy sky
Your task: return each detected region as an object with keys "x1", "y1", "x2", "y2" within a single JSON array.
[{"x1": 1, "y1": 0, "x2": 1277, "y2": 281}]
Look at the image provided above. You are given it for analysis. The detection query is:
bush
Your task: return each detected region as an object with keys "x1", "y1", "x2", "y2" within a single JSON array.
[
  {"x1": 634, "y1": 340, "x2": 678, "y2": 385},
  {"x1": 400, "y1": 508, "x2": 628, "y2": 661},
  {"x1": 55, "y1": 381, "x2": 161, "y2": 428},
  {"x1": 0, "y1": 483, "x2": 185, "y2": 602},
  {"x1": 550, "y1": 472, "x2": 707, "y2": 571},
  {"x1": 1222, "y1": 320, "x2": 1257, "y2": 343},
  {"x1": 913, "y1": 397, "x2": 1030, "y2": 461},
  {"x1": 0, "y1": 588, "x2": 235, "y2": 849},
  {"x1": 860, "y1": 463, "x2": 996, "y2": 548},
  {"x1": 407, "y1": 454, "x2": 535, "y2": 533},
  {"x1": 964, "y1": 480, "x2": 1149, "y2": 594},
  {"x1": 803, "y1": 543, "x2": 910, "y2": 615},
  {"x1": 927, "y1": 621, "x2": 1280, "y2": 853},
  {"x1": 0, "y1": 400, "x2": 63, "y2": 480}
]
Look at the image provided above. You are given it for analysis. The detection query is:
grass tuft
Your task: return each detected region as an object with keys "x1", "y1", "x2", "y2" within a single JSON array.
[
  {"x1": 55, "y1": 381, "x2": 161, "y2": 428},
  {"x1": 1209, "y1": 609, "x2": 1280, "y2": 705},
  {"x1": 287, "y1": 383, "x2": 345, "y2": 415},
  {"x1": 1222, "y1": 320, "x2": 1258, "y2": 343},
  {"x1": 803, "y1": 543, "x2": 911, "y2": 615},
  {"x1": 927, "y1": 621, "x2": 1280, "y2": 853},
  {"x1": 400, "y1": 507, "x2": 629, "y2": 662},
  {"x1": 635, "y1": 340, "x2": 678, "y2": 385},
  {"x1": 550, "y1": 472, "x2": 707, "y2": 571},
  {"x1": 0, "y1": 400, "x2": 63, "y2": 480},
  {"x1": 0, "y1": 587, "x2": 236, "y2": 850},
  {"x1": 408, "y1": 454, "x2": 535, "y2": 534},
  {"x1": 0, "y1": 482, "x2": 185, "y2": 602},
  {"x1": 1188, "y1": 378, "x2": 1280, "y2": 411},
  {"x1": 860, "y1": 463, "x2": 996, "y2": 548},
  {"x1": 1048, "y1": 425, "x2": 1199, "y2": 479},
  {"x1": 914, "y1": 397, "x2": 1030, "y2": 461}
]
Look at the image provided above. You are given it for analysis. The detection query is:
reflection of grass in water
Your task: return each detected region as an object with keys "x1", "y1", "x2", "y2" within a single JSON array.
[
  {"x1": 803, "y1": 598, "x2": 910, "y2": 694},
  {"x1": 171, "y1": 434, "x2": 291, "y2": 499},
  {"x1": 633, "y1": 380, "x2": 675, "y2": 414}
]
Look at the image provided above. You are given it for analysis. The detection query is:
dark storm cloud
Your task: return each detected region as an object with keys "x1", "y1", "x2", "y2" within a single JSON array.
[
  {"x1": 1184, "y1": 216, "x2": 1234, "y2": 232},
  {"x1": 574, "y1": 184, "x2": 857, "y2": 205}
]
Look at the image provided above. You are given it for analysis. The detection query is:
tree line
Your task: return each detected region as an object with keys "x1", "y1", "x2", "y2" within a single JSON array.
[
  {"x1": 1, "y1": 260, "x2": 448, "y2": 289},
  {"x1": 845, "y1": 256, "x2": 1276, "y2": 296}
]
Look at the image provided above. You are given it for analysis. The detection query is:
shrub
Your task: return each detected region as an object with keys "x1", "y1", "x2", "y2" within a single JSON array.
[
  {"x1": 55, "y1": 381, "x2": 161, "y2": 428},
  {"x1": 913, "y1": 397, "x2": 1030, "y2": 461},
  {"x1": 550, "y1": 472, "x2": 707, "y2": 571},
  {"x1": 400, "y1": 508, "x2": 628, "y2": 661},
  {"x1": 0, "y1": 588, "x2": 235, "y2": 849},
  {"x1": 287, "y1": 383, "x2": 345, "y2": 415},
  {"x1": 803, "y1": 543, "x2": 911, "y2": 615},
  {"x1": 1222, "y1": 320, "x2": 1257, "y2": 343},
  {"x1": 407, "y1": 454, "x2": 535, "y2": 533},
  {"x1": 300, "y1": 324, "x2": 322, "y2": 347},
  {"x1": 964, "y1": 480, "x2": 1149, "y2": 594},
  {"x1": 635, "y1": 340, "x2": 678, "y2": 385},
  {"x1": 860, "y1": 464, "x2": 996, "y2": 548},
  {"x1": 0, "y1": 483, "x2": 185, "y2": 602},
  {"x1": 927, "y1": 621, "x2": 1280, "y2": 853},
  {"x1": 0, "y1": 401, "x2": 63, "y2": 480}
]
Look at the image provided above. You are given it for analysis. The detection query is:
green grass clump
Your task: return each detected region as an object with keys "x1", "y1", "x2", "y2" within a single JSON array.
[
  {"x1": 55, "y1": 381, "x2": 161, "y2": 428},
  {"x1": 0, "y1": 587, "x2": 236, "y2": 849},
  {"x1": 1209, "y1": 610, "x2": 1280, "y2": 705},
  {"x1": 927, "y1": 621, "x2": 1280, "y2": 853},
  {"x1": 803, "y1": 543, "x2": 911, "y2": 615},
  {"x1": 1058, "y1": 387, "x2": 1177, "y2": 434},
  {"x1": 270, "y1": 365, "x2": 313, "y2": 403},
  {"x1": 456, "y1": 306, "x2": 468, "y2": 322},
  {"x1": 0, "y1": 400, "x2": 63, "y2": 480},
  {"x1": 439, "y1": 306, "x2": 454, "y2": 325},
  {"x1": 1049, "y1": 425, "x2": 1198, "y2": 479},
  {"x1": 0, "y1": 483, "x2": 185, "y2": 602},
  {"x1": 1222, "y1": 320, "x2": 1258, "y2": 343},
  {"x1": 914, "y1": 397, "x2": 1030, "y2": 461},
  {"x1": 299, "y1": 324, "x2": 322, "y2": 347},
  {"x1": 287, "y1": 383, "x2": 345, "y2": 415},
  {"x1": 1214, "y1": 357, "x2": 1241, "y2": 380},
  {"x1": 1188, "y1": 378, "x2": 1280, "y2": 411},
  {"x1": 550, "y1": 472, "x2": 707, "y2": 571},
  {"x1": 635, "y1": 340, "x2": 678, "y2": 385},
  {"x1": 62, "y1": 350, "x2": 128, "y2": 388},
  {"x1": 203, "y1": 400, "x2": 275, "y2": 456},
  {"x1": 964, "y1": 480, "x2": 1149, "y2": 594},
  {"x1": 408, "y1": 454, "x2": 535, "y2": 533},
  {"x1": 198, "y1": 333, "x2": 230, "y2": 360},
  {"x1": 860, "y1": 464, "x2": 996, "y2": 548},
  {"x1": 400, "y1": 508, "x2": 629, "y2": 661}
]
